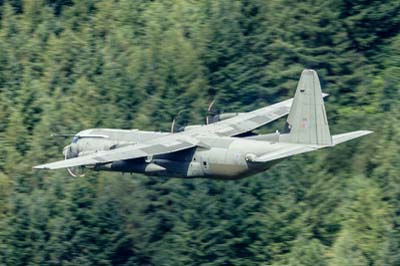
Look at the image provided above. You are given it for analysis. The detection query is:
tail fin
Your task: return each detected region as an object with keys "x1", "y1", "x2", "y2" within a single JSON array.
[{"x1": 281, "y1": 69, "x2": 332, "y2": 145}]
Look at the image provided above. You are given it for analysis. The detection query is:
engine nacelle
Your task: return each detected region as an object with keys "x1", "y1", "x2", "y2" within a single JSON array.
[
  {"x1": 63, "y1": 143, "x2": 78, "y2": 159},
  {"x1": 207, "y1": 112, "x2": 243, "y2": 124},
  {"x1": 63, "y1": 143, "x2": 85, "y2": 177}
]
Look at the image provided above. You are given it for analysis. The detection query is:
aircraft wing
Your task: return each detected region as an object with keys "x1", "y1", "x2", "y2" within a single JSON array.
[
  {"x1": 34, "y1": 135, "x2": 199, "y2": 170},
  {"x1": 198, "y1": 98, "x2": 293, "y2": 137},
  {"x1": 205, "y1": 93, "x2": 328, "y2": 137},
  {"x1": 198, "y1": 94, "x2": 328, "y2": 137}
]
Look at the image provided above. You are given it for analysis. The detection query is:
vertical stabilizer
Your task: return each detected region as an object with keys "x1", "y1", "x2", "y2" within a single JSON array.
[{"x1": 281, "y1": 69, "x2": 332, "y2": 145}]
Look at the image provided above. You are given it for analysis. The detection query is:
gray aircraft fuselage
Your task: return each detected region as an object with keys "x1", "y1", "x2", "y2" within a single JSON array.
[
  {"x1": 67, "y1": 128, "x2": 279, "y2": 179},
  {"x1": 36, "y1": 69, "x2": 372, "y2": 178}
]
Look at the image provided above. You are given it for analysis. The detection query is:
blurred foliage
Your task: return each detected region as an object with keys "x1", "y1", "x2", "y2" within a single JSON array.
[{"x1": 0, "y1": 0, "x2": 399, "y2": 265}]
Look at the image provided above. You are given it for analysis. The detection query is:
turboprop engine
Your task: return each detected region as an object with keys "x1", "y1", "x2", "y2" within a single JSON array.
[
  {"x1": 63, "y1": 140, "x2": 85, "y2": 177},
  {"x1": 171, "y1": 99, "x2": 244, "y2": 133},
  {"x1": 205, "y1": 99, "x2": 243, "y2": 124}
]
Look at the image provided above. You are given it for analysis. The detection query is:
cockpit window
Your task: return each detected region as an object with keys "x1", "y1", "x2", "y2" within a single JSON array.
[{"x1": 72, "y1": 136, "x2": 79, "y2": 143}]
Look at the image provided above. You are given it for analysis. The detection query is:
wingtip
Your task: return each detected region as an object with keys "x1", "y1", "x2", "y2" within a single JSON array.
[{"x1": 33, "y1": 165, "x2": 50, "y2": 170}]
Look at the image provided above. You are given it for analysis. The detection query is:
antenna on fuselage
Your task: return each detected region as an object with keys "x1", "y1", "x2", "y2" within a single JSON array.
[{"x1": 50, "y1": 133, "x2": 75, "y2": 138}]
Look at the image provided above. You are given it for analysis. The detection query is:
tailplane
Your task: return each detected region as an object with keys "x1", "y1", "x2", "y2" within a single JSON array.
[
  {"x1": 332, "y1": 130, "x2": 373, "y2": 145},
  {"x1": 251, "y1": 69, "x2": 373, "y2": 163},
  {"x1": 280, "y1": 69, "x2": 332, "y2": 145}
]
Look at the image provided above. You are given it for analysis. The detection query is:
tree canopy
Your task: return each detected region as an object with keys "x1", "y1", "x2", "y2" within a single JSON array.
[{"x1": 0, "y1": 0, "x2": 399, "y2": 265}]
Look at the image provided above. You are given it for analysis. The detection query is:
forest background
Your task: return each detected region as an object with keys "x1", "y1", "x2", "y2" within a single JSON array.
[{"x1": 0, "y1": 0, "x2": 399, "y2": 265}]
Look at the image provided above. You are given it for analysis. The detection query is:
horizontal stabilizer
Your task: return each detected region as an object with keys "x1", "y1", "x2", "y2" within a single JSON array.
[
  {"x1": 253, "y1": 144, "x2": 322, "y2": 163},
  {"x1": 253, "y1": 130, "x2": 372, "y2": 163},
  {"x1": 332, "y1": 130, "x2": 373, "y2": 145}
]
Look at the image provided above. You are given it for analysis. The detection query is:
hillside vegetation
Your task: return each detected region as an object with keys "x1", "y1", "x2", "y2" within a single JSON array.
[{"x1": 0, "y1": 0, "x2": 399, "y2": 265}]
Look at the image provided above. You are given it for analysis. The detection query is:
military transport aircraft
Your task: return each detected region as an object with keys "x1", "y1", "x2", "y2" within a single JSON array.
[{"x1": 34, "y1": 69, "x2": 372, "y2": 179}]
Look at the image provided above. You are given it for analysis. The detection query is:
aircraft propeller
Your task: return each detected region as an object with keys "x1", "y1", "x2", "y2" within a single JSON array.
[
  {"x1": 50, "y1": 132, "x2": 85, "y2": 177},
  {"x1": 206, "y1": 99, "x2": 217, "y2": 125},
  {"x1": 170, "y1": 99, "x2": 243, "y2": 133},
  {"x1": 206, "y1": 99, "x2": 242, "y2": 125},
  {"x1": 171, "y1": 110, "x2": 187, "y2": 133},
  {"x1": 63, "y1": 144, "x2": 85, "y2": 177}
]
